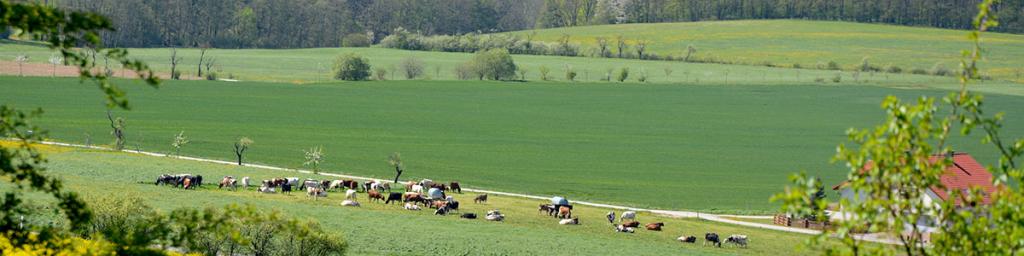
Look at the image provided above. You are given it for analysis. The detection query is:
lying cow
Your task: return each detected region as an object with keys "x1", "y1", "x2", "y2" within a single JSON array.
[
  {"x1": 614, "y1": 224, "x2": 635, "y2": 233},
  {"x1": 726, "y1": 235, "x2": 748, "y2": 248},
  {"x1": 559, "y1": 218, "x2": 580, "y2": 225},
  {"x1": 645, "y1": 222, "x2": 665, "y2": 231},
  {"x1": 403, "y1": 202, "x2": 421, "y2": 210},
  {"x1": 485, "y1": 210, "x2": 504, "y2": 221},
  {"x1": 677, "y1": 236, "x2": 697, "y2": 243},
  {"x1": 621, "y1": 221, "x2": 640, "y2": 228},
  {"x1": 341, "y1": 200, "x2": 360, "y2": 207}
]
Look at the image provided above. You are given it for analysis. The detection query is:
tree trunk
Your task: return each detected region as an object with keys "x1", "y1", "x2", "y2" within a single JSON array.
[
  {"x1": 236, "y1": 152, "x2": 243, "y2": 165},
  {"x1": 392, "y1": 166, "x2": 403, "y2": 183}
]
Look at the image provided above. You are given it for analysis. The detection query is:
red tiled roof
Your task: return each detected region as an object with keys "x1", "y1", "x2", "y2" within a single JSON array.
[{"x1": 832, "y1": 152, "x2": 997, "y2": 204}]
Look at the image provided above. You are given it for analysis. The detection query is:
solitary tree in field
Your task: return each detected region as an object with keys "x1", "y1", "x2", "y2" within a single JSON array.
[
  {"x1": 684, "y1": 45, "x2": 696, "y2": 62},
  {"x1": 48, "y1": 54, "x2": 62, "y2": 77},
  {"x1": 234, "y1": 137, "x2": 253, "y2": 165},
  {"x1": 14, "y1": 54, "x2": 28, "y2": 76},
  {"x1": 106, "y1": 110, "x2": 126, "y2": 150},
  {"x1": 388, "y1": 152, "x2": 404, "y2": 183},
  {"x1": 204, "y1": 57, "x2": 216, "y2": 80},
  {"x1": 334, "y1": 53, "x2": 372, "y2": 81},
  {"x1": 170, "y1": 48, "x2": 182, "y2": 80},
  {"x1": 172, "y1": 131, "x2": 189, "y2": 157},
  {"x1": 303, "y1": 145, "x2": 324, "y2": 174}
]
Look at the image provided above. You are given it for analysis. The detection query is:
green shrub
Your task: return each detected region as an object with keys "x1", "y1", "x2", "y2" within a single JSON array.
[
  {"x1": 466, "y1": 48, "x2": 517, "y2": 81},
  {"x1": 206, "y1": 72, "x2": 219, "y2": 81},
  {"x1": 826, "y1": 61, "x2": 841, "y2": 70},
  {"x1": 637, "y1": 69, "x2": 647, "y2": 82},
  {"x1": 931, "y1": 63, "x2": 952, "y2": 76},
  {"x1": 341, "y1": 33, "x2": 371, "y2": 47},
  {"x1": 374, "y1": 67, "x2": 387, "y2": 80},
  {"x1": 832, "y1": 73, "x2": 842, "y2": 83},
  {"x1": 814, "y1": 77, "x2": 826, "y2": 83},
  {"x1": 910, "y1": 68, "x2": 928, "y2": 75},
  {"x1": 539, "y1": 66, "x2": 550, "y2": 81},
  {"x1": 333, "y1": 53, "x2": 371, "y2": 81},
  {"x1": 455, "y1": 63, "x2": 475, "y2": 80},
  {"x1": 886, "y1": 65, "x2": 903, "y2": 73},
  {"x1": 792, "y1": 63, "x2": 802, "y2": 69},
  {"x1": 616, "y1": 67, "x2": 629, "y2": 82},
  {"x1": 565, "y1": 66, "x2": 577, "y2": 81}
]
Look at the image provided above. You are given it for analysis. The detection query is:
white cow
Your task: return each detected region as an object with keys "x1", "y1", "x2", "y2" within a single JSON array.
[
  {"x1": 726, "y1": 235, "x2": 748, "y2": 247},
  {"x1": 559, "y1": 218, "x2": 580, "y2": 225},
  {"x1": 241, "y1": 176, "x2": 251, "y2": 189},
  {"x1": 620, "y1": 211, "x2": 637, "y2": 221},
  {"x1": 614, "y1": 224, "x2": 635, "y2": 233},
  {"x1": 307, "y1": 187, "x2": 326, "y2": 200},
  {"x1": 410, "y1": 185, "x2": 424, "y2": 194},
  {"x1": 285, "y1": 177, "x2": 300, "y2": 187},
  {"x1": 341, "y1": 200, "x2": 360, "y2": 207},
  {"x1": 485, "y1": 210, "x2": 505, "y2": 221},
  {"x1": 404, "y1": 202, "x2": 421, "y2": 210},
  {"x1": 329, "y1": 180, "x2": 345, "y2": 191},
  {"x1": 345, "y1": 189, "x2": 357, "y2": 201}
]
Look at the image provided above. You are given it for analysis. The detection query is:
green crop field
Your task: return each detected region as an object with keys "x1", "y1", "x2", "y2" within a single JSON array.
[
  {"x1": 3, "y1": 40, "x2": 1021, "y2": 97},
  {"x1": 9, "y1": 141, "x2": 843, "y2": 255},
  {"x1": 2, "y1": 76, "x2": 1021, "y2": 213},
  {"x1": 504, "y1": 20, "x2": 1024, "y2": 81}
]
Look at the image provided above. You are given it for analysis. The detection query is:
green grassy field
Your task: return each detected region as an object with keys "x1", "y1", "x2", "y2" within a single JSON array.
[
  {"x1": 3, "y1": 40, "x2": 1022, "y2": 97},
  {"x1": 2, "y1": 76, "x2": 1021, "y2": 213},
  {"x1": 11, "y1": 142, "x2": 837, "y2": 255},
  {"x1": 504, "y1": 20, "x2": 1024, "y2": 82}
]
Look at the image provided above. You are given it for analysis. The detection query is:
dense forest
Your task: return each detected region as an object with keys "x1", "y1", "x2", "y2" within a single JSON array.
[{"x1": 42, "y1": 0, "x2": 1024, "y2": 48}]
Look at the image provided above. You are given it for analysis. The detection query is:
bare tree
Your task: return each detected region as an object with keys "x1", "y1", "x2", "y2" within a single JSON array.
[
  {"x1": 388, "y1": 152, "x2": 403, "y2": 183},
  {"x1": 400, "y1": 56, "x2": 424, "y2": 79},
  {"x1": 172, "y1": 131, "x2": 189, "y2": 157},
  {"x1": 595, "y1": 37, "x2": 609, "y2": 57},
  {"x1": 204, "y1": 57, "x2": 216, "y2": 79},
  {"x1": 48, "y1": 54, "x2": 62, "y2": 77},
  {"x1": 234, "y1": 137, "x2": 253, "y2": 165},
  {"x1": 303, "y1": 146, "x2": 325, "y2": 174},
  {"x1": 14, "y1": 55, "x2": 28, "y2": 77},
  {"x1": 170, "y1": 48, "x2": 182, "y2": 80},
  {"x1": 685, "y1": 45, "x2": 697, "y2": 62},
  {"x1": 106, "y1": 110, "x2": 126, "y2": 150},
  {"x1": 197, "y1": 47, "x2": 209, "y2": 78},
  {"x1": 635, "y1": 39, "x2": 648, "y2": 59},
  {"x1": 615, "y1": 35, "x2": 627, "y2": 58}
]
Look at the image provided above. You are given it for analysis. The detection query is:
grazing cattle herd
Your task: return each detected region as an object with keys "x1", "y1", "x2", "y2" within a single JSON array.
[{"x1": 154, "y1": 173, "x2": 751, "y2": 249}]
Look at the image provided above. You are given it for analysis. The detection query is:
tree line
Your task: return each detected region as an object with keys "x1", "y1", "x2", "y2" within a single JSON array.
[{"x1": 35, "y1": 0, "x2": 1021, "y2": 49}]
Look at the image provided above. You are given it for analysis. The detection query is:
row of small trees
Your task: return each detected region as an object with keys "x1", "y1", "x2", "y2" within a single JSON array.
[{"x1": 333, "y1": 49, "x2": 519, "y2": 82}]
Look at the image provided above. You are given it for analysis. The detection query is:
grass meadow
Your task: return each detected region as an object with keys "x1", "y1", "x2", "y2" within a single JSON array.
[
  {"x1": 504, "y1": 20, "x2": 1024, "y2": 82},
  {"x1": 8, "y1": 142, "x2": 841, "y2": 255},
  {"x1": 3, "y1": 40, "x2": 1022, "y2": 98},
  {"x1": 2, "y1": 76, "x2": 1021, "y2": 213}
]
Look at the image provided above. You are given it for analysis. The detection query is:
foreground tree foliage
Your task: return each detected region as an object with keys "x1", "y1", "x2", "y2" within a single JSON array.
[{"x1": 773, "y1": 1, "x2": 1024, "y2": 255}]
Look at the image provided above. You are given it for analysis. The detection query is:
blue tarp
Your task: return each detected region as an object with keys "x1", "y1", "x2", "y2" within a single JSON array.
[{"x1": 427, "y1": 188, "x2": 444, "y2": 199}]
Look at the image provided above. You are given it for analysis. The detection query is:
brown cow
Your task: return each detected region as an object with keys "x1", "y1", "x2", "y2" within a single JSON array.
[
  {"x1": 645, "y1": 222, "x2": 665, "y2": 231},
  {"x1": 474, "y1": 194, "x2": 488, "y2": 203},
  {"x1": 622, "y1": 221, "x2": 641, "y2": 228},
  {"x1": 557, "y1": 206, "x2": 572, "y2": 219},
  {"x1": 431, "y1": 200, "x2": 447, "y2": 209},
  {"x1": 368, "y1": 190, "x2": 384, "y2": 203},
  {"x1": 404, "y1": 194, "x2": 428, "y2": 206},
  {"x1": 449, "y1": 181, "x2": 462, "y2": 193},
  {"x1": 182, "y1": 177, "x2": 192, "y2": 190}
]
